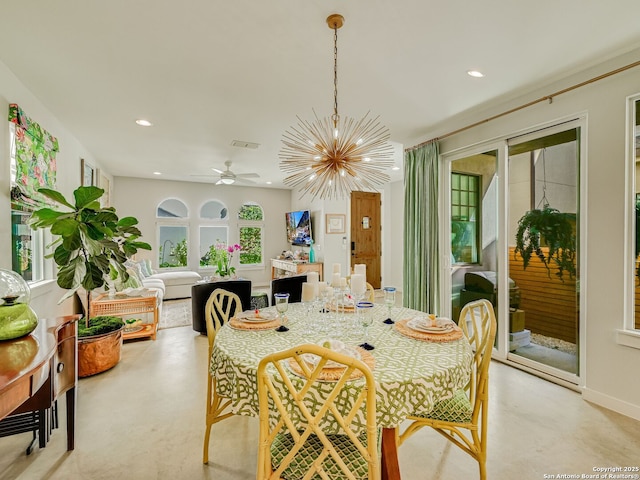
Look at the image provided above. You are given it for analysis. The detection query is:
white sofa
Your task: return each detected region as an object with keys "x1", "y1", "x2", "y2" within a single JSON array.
[
  {"x1": 128, "y1": 259, "x2": 202, "y2": 300},
  {"x1": 145, "y1": 270, "x2": 202, "y2": 300}
]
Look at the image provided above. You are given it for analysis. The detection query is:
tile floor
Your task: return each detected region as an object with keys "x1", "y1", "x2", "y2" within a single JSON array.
[{"x1": 1, "y1": 324, "x2": 639, "y2": 480}]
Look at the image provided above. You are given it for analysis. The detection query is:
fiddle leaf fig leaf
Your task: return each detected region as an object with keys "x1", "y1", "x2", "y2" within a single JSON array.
[
  {"x1": 51, "y1": 218, "x2": 80, "y2": 236},
  {"x1": 74, "y1": 186, "x2": 104, "y2": 209},
  {"x1": 37, "y1": 188, "x2": 74, "y2": 209}
]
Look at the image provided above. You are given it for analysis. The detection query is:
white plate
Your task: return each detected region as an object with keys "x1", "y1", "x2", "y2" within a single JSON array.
[
  {"x1": 235, "y1": 310, "x2": 276, "y2": 323},
  {"x1": 407, "y1": 318, "x2": 455, "y2": 334}
]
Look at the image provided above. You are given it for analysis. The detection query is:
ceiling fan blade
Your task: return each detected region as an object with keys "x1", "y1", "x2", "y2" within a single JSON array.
[
  {"x1": 236, "y1": 173, "x2": 260, "y2": 178},
  {"x1": 215, "y1": 179, "x2": 224, "y2": 185},
  {"x1": 190, "y1": 174, "x2": 218, "y2": 177},
  {"x1": 235, "y1": 177, "x2": 257, "y2": 184},
  {"x1": 212, "y1": 168, "x2": 224, "y2": 174}
]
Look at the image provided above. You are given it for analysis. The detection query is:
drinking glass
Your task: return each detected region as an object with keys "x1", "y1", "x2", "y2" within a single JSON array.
[
  {"x1": 301, "y1": 283, "x2": 316, "y2": 334},
  {"x1": 383, "y1": 286, "x2": 396, "y2": 324},
  {"x1": 274, "y1": 293, "x2": 290, "y2": 332},
  {"x1": 357, "y1": 301, "x2": 375, "y2": 350}
]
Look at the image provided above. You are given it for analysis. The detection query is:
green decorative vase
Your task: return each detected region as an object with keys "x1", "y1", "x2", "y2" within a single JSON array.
[{"x1": 0, "y1": 269, "x2": 39, "y2": 341}]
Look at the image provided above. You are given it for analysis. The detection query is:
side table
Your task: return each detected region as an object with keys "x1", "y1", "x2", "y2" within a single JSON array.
[{"x1": 91, "y1": 292, "x2": 159, "y2": 341}]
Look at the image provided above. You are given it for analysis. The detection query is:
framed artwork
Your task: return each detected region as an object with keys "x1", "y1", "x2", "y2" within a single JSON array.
[
  {"x1": 99, "y1": 172, "x2": 111, "y2": 207},
  {"x1": 326, "y1": 214, "x2": 345, "y2": 234},
  {"x1": 81, "y1": 158, "x2": 95, "y2": 186}
]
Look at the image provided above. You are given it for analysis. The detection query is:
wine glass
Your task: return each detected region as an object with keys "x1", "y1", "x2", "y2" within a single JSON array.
[
  {"x1": 274, "y1": 293, "x2": 290, "y2": 332},
  {"x1": 383, "y1": 286, "x2": 396, "y2": 324},
  {"x1": 357, "y1": 301, "x2": 375, "y2": 350}
]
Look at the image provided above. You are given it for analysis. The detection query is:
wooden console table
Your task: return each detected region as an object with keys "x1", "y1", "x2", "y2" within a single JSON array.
[
  {"x1": 91, "y1": 291, "x2": 159, "y2": 341},
  {"x1": 271, "y1": 259, "x2": 323, "y2": 281},
  {"x1": 0, "y1": 314, "x2": 80, "y2": 451}
]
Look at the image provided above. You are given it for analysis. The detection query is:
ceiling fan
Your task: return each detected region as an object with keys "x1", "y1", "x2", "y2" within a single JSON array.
[{"x1": 193, "y1": 160, "x2": 260, "y2": 185}]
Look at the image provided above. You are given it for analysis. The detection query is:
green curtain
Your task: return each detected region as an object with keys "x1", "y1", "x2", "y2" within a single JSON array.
[
  {"x1": 403, "y1": 141, "x2": 440, "y2": 313},
  {"x1": 8, "y1": 103, "x2": 59, "y2": 209}
]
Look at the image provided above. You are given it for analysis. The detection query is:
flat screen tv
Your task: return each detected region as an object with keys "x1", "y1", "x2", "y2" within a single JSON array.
[{"x1": 285, "y1": 210, "x2": 313, "y2": 246}]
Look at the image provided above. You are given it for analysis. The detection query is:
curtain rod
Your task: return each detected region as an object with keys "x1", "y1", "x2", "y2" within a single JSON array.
[{"x1": 406, "y1": 58, "x2": 640, "y2": 152}]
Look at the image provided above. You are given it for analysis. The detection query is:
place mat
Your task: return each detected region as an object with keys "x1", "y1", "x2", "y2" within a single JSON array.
[
  {"x1": 395, "y1": 319, "x2": 463, "y2": 342},
  {"x1": 228, "y1": 317, "x2": 281, "y2": 330},
  {"x1": 287, "y1": 348, "x2": 375, "y2": 381}
]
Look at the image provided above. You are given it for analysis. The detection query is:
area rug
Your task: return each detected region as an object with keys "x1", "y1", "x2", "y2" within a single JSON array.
[{"x1": 159, "y1": 299, "x2": 192, "y2": 330}]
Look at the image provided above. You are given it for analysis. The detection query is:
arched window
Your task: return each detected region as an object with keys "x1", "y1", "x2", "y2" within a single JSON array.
[
  {"x1": 156, "y1": 198, "x2": 189, "y2": 269},
  {"x1": 238, "y1": 202, "x2": 264, "y2": 266},
  {"x1": 199, "y1": 200, "x2": 229, "y2": 268}
]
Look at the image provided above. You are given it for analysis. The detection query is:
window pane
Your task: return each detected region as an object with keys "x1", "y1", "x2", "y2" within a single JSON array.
[
  {"x1": 159, "y1": 226, "x2": 188, "y2": 268},
  {"x1": 239, "y1": 227, "x2": 262, "y2": 265},
  {"x1": 452, "y1": 173, "x2": 460, "y2": 189},
  {"x1": 238, "y1": 204, "x2": 263, "y2": 221},
  {"x1": 200, "y1": 226, "x2": 228, "y2": 267},
  {"x1": 11, "y1": 210, "x2": 43, "y2": 281},
  {"x1": 200, "y1": 200, "x2": 227, "y2": 220},
  {"x1": 450, "y1": 171, "x2": 481, "y2": 264},
  {"x1": 157, "y1": 199, "x2": 188, "y2": 218}
]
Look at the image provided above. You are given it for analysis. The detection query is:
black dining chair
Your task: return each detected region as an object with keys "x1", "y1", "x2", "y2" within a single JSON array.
[
  {"x1": 270, "y1": 274, "x2": 307, "y2": 305},
  {"x1": 191, "y1": 279, "x2": 252, "y2": 334}
]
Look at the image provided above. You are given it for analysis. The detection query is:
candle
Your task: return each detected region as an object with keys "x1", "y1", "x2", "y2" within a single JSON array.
[
  {"x1": 354, "y1": 264, "x2": 366, "y2": 277},
  {"x1": 332, "y1": 263, "x2": 341, "y2": 275},
  {"x1": 340, "y1": 277, "x2": 347, "y2": 288},
  {"x1": 332, "y1": 272, "x2": 341, "y2": 287},
  {"x1": 307, "y1": 271, "x2": 319, "y2": 283},
  {"x1": 350, "y1": 273, "x2": 366, "y2": 296},
  {"x1": 301, "y1": 282, "x2": 316, "y2": 302}
]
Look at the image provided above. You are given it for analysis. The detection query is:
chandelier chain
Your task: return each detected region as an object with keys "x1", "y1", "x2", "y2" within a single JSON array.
[{"x1": 332, "y1": 23, "x2": 339, "y2": 127}]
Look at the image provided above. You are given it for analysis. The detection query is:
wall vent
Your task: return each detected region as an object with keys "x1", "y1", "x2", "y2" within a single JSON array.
[{"x1": 231, "y1": 140, "x2": 260, "y2": 149}]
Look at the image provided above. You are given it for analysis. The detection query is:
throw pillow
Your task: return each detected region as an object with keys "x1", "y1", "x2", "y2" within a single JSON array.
[{"x1": 138, "y1": 260, "x2": 151, "y2": 277}]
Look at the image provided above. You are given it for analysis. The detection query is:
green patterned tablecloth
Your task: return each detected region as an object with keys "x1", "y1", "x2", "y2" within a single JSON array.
[{"x1": 210, "y1": 303, "x2": 473, "y2": 429}]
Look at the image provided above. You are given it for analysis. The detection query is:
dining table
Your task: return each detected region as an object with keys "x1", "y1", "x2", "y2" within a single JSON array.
[{"x1": 210, "y1": 302, "x2": 473, "y2": 479}]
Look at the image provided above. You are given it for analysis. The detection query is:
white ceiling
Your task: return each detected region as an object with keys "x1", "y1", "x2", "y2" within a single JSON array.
[{"x1": 2, "y1": 1, "x2": 640, "y2": 190}]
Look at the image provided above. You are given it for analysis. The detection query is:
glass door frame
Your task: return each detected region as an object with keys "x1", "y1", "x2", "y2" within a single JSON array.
[
  {"x1": 504, "y1": 118, "x2": 586, "y2": 388},
  {"x1": 440, "y1": 140, "x2": 508, "y2": 360},
  {"x1": 439, "y1": 117, "x2": 587, "y2": 389}
]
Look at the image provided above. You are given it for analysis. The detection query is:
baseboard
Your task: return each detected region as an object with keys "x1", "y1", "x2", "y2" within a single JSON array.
[{"x1": 582, "y1": 387, "x2": 640, "y2": 421}]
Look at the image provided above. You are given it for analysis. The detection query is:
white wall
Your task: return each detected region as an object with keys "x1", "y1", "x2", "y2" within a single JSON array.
[
  {"x1": 0, "y1": 60, "x2": 106, "y2": 318},
  {"x1": 290, "y1": 181, "x2": 405, "y2": 288},
  {"x1": 414, "y1": 47, "x2": 640, "y2": 420},
  {"x1": 113, "y1": 177, "x2": 291, "y2": 287}
]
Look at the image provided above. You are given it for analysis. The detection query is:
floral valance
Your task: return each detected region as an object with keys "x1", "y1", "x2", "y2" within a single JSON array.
[{"x1": 8, "y1": 103, "x2": 59, "y2": 209}]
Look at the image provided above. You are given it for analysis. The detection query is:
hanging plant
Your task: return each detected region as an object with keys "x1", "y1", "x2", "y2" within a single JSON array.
[{"x1": 514, "y1": 205, "x2": 577, "y2": 281}]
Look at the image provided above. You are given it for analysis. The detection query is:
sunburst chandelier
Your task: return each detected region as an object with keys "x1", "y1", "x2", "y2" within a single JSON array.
[{"x1": 279, "y1": 14, "x2": 394, "y2": 200}]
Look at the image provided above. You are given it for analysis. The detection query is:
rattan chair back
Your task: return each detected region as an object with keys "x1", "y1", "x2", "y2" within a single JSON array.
[{"x1": 257, "y1": 344, "x2": 379, "y2": 480}]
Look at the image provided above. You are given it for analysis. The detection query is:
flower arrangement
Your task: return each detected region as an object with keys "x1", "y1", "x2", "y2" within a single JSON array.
[{"x1": 212, "y1": 242, "x2": 242, "y2": 277}]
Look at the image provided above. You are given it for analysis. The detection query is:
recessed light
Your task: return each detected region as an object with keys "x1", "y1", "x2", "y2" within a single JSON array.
[
  {"x1": 136, "y1": 119, "x2": 153, "y2": 127},
  {"x1": 153, "y1": 171, "x2": 162, "y2": 175},
  {"x1": 467, "y1": 70, "x2": 484, "y2": 78}
]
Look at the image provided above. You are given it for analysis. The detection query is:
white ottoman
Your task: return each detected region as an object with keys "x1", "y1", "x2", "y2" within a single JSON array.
[{"x1": 147, "y1": 271, "x2": 202, "y2": 300}]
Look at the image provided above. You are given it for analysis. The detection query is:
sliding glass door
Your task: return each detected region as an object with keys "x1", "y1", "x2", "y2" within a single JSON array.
[
  {"x1": 442, "y1": 120, "x2": 584, "y2": 386},
  {"x1": 506, "y1": 123, "x2": 581, "y2": 382}
]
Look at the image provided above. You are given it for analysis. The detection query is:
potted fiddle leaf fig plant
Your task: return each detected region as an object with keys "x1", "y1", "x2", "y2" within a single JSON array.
[
  {"x1": 29, "y1": 185, "x2": 151, "y2": 376},
  {"x1": 513, "y1": 205, "x2": 576, "y2": 281}
]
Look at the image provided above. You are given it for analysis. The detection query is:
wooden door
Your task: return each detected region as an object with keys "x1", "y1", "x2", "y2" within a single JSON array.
[{"x1": 350, "y1": 191, "x2": 381, "y2": 288}]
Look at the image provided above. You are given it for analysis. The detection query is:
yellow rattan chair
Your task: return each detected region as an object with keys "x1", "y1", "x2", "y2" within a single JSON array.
[
  {"x1": 397, "y1": 299, "x2": 497, "y2": 480},
  {"x1": 365, "y1": 282, "x2": 375, "y2": 302},
  {"x1": 257, "y1": 344, "x2": 379, "y2": 480},
  {"x1": 203, "y1": 288, "x2": 242, "y2": 464}
]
